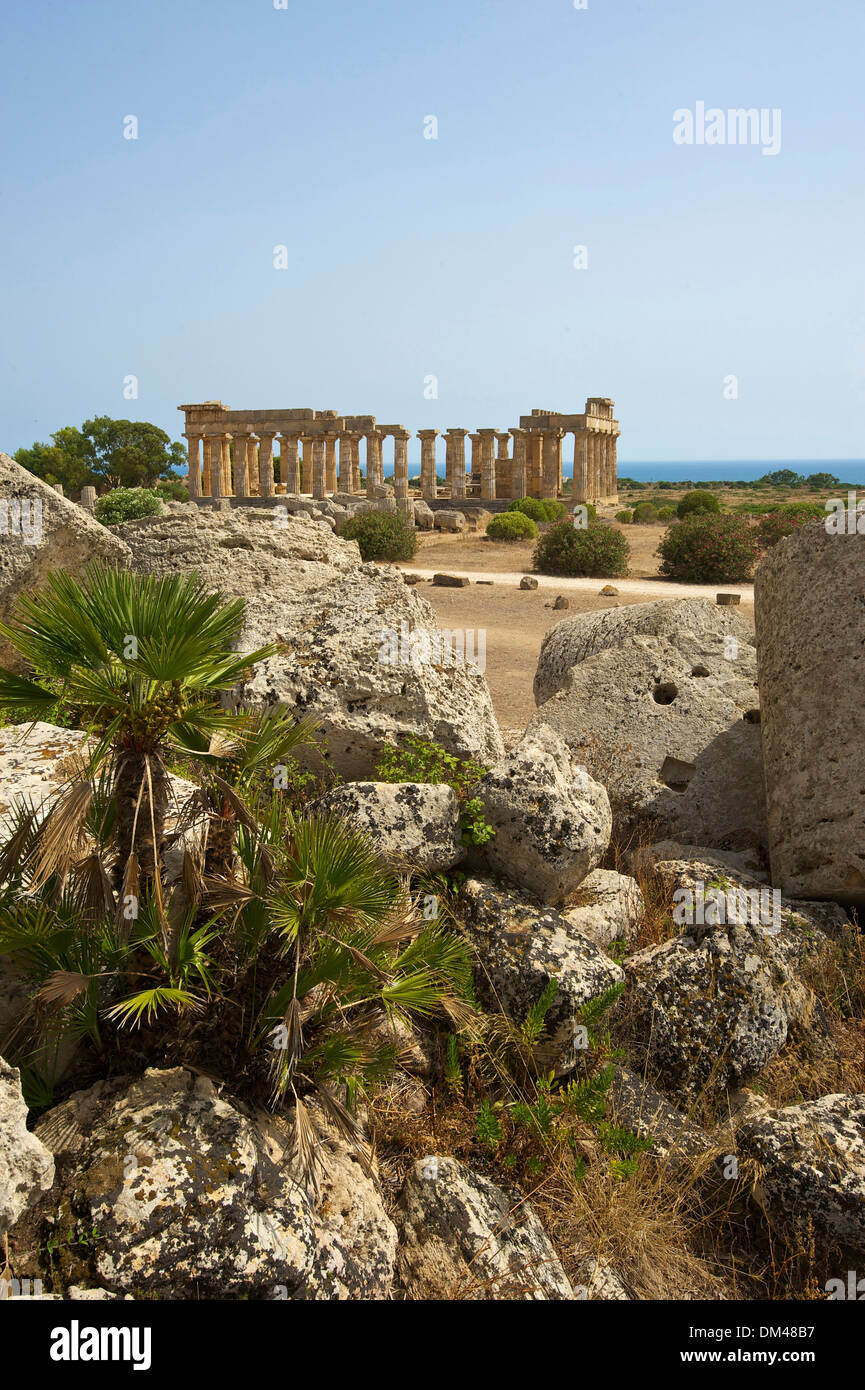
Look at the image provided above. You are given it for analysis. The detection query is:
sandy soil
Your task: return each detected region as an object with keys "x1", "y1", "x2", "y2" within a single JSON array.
[{"x1": 398, "y1": 530, "x2": 755, "y2": 733}]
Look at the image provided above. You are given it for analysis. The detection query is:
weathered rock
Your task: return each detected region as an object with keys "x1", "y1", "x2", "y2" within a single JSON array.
[
  {"x1": 553, "y1": 595, "x2": 569, "y2": 609},
  {"x1": 562, "y1": 869, "x2": 644, "y2": 951},
  {"x1": 313, "y1": 781, "x2": 463, "y2": 872},
  {"x1": 0, "y1": 1058, "x2": 55, "y2": 1230},
  {"x1": 736, "y1": 1093, "x2": 865, "y2": 1256},
  {"x1": 574, "y1": 1258, "x2": 630, "y2": 1300},
  {"x1": 755, "y1": 523, "x2": 865, "y2": 907},
  {"x1": 519, "y1": 575, "x2": 538, "y2": 590},
  {"x1": 35, "y1": 1068, "x2": 396, "y2": 1299},
  {"x1": 433, "y1": 510, "x2": 466, "y2": 533},
  {"x1": 533, "y1": 596, "x2": 754, "y2": 705},
  {"x1": 627, "y1": 839, "x2": 769, "y2": 884},
  {"x1": 608, "y1": 1065, "x2": 712, "y2": 1161},
  {"x1": 0, "y1": 453, "x2": 131, "y2": 672},
  {"x1": 395, "y1": 1157, "x2": 573, "y2": 1299},
  {"x1": 0, "y1": 721, "x2": 89, "y2": 837},
  {"x1": 476, "y1": 724, "x2": 611, "y2": 906},
  {"x1": 432, "y1": 573, "x2": 469, "y2": 587},
  {"x1": 459, "y1": 878, "x2": 623, "y2": 1072},
  {"x1": 119, "y1": 508, "x2": 504, "y2": 779},
  {"x1": 625, "y1": 916, "x2": 829, "y2": 1101},
  {"x1": 528, "y1": 634, "x2": 766, "y2": 851}
]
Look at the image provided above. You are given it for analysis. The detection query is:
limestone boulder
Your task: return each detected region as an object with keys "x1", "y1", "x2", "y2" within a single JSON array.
[
  {"x1": 533, "y1": 596, "x2": 754, "y2": 705},
  {"x1": 562, "y1": 869, "x2": 644, "y2": 951},
  {"x1": 34, "y1": 1067, "x2": 397, "y2": 1299},
  {"x1": 433, "y1": 510, "x2": 466, "y2": 533},
  {"x1": 395, "y1": 1156, "x2": 573, "y2": 1299},
  {"x1": 735, "y1": 1093, "x2": 865, "y2": 1256},
  {"x1": 607, "y1": 1066, "x2": 712, "y2": 1162},
  {"x1": 625, "y1": 917, "x2": 829, "y2": 1101},
  {"x1": 528, "y1": 634, "x2": 766, "y2": 851},
  {"x1": 755, "y1": 523, "x2": 865, "y2": 906},
  {"x1": 459, "y1": 878, "x2": 623, "y2": 1072},
  {"x1": 476, "y1": 724, "x2": 611, "y2": 906},
  {"x1": 0, "y1": 1058, "x2": 55, "y2": 1230},
  {"x1": 312, "y1": 781, "x2": 463, "y2": 872},
  {"x1": 0, "y1": 453, "x2": 131, "y2": 672},
  {"x1": 119, "y1": 507, "x2": 504, "y2": 779}
]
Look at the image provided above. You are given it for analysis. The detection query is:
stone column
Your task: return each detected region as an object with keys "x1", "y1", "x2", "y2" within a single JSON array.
[
  {"x1": 201, "y1": 436, "x2": 212, "y2": 496},
  {"x1": 338, "y1": 434, "x2": 353, "y2": 492},
  {"x1": 258, "y1": 434, "x2": 275, "y2": 498},
  {"x1": 279, "y1": 435, "x2": 300, "y2": 495},
  {"x1": 246, "y1": 437, "x2": 259, "y2": 496},
  {"x1": 393, "y1": 430, "x2": 410, "y2": 498},
  {"x1": 301, "y1": 437, "x2": 315, "y2": 494},
  {"x1": 233, "y1": 433, "x2": 250, "y2": 498},
  {"x1": 312, "y1": 438, "x2": 326, "y2": 499},
  {"x1": 479, "y1": 429, "x2": 497, "y2": 501},
  {"x1": 541, "y1": 430, "x2": 562, "y2": 499},
  {"x1": 444, "y1": 429, "x2": 467, "y2": 499},
  {"x1": 608, "y1": 431, "x2": 619, "y2": 503},
  {"x1": 220, "y1": 434, "x2": 232, "y2": 495},
  {"x1": 185, "y1": 435, "x2": 202, "y2": 498},
  {"x1": 325, "y1": 434, "x2": 338, "y2": 494},
  {"x1": 79, "y1": 485, "x2": 97, "y2": 511},
  {"x1": 208, "y1": 437, "x2": 222, "y2": 498},
  {"x1": 525, "y1": 433, "x2": 542, "y2": 498},
  {"x1": 350, "y1": 435, "x2": 361, "y2": 493},
  {"x1": 510, "y1": 429, "x2": 527, "y2": 498},
  {"x1": 573, "y1": 431, "x2": 589, "y2": 503},
  {"x1": 495, "y1": 432, "x2": 511, "y2": 498},
  {"x1": 418, "y1": 429, "x2": 439, "y2": 499},
  {"x1": 366, "y1": 431, "x2": 383, "y2": 492}
]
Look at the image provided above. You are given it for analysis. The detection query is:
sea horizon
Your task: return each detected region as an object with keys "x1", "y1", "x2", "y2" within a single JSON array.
[{"x1": 380, "y1": 458, "x2": 865, "y2": 485}]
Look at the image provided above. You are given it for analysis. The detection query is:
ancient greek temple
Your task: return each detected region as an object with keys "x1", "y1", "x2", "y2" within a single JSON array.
[{"x1": 179, "y1": 398, "x2": 619, "y2": 505}]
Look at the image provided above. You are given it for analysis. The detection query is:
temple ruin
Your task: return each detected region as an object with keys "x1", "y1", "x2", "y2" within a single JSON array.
[{"x1": 178, "y1": 398, "x2": 619, "y2": 505}]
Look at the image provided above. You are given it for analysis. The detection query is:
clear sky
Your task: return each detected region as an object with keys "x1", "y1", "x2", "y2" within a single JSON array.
[{"x1": 1, "y1": 0, "x2": 863, "y2": 464}]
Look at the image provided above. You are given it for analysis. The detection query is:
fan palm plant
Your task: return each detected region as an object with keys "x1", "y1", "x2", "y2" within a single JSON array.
[{"x1": 0, "y1": 565, "x2": 277, "y2": 886}]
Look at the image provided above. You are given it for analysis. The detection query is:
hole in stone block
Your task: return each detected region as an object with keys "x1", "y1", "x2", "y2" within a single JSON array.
[
  {"x1": 653, "y1": 681, "x2": 679, "y2": 704},
  {"x1": 659, "y1": 755, "x2": 697, "y2": 791}
]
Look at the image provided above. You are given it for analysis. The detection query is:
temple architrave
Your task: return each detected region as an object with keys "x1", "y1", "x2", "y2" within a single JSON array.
[{"x1": 178, "y1": 398, "x2": 619, "y2": 505}]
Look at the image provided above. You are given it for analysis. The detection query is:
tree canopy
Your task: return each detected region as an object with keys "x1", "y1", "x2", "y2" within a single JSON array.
[{"x1": 14, "y1": 417, "x2": 186, "y2": 493}]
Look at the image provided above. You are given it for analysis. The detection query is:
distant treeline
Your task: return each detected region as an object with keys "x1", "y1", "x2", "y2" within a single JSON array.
[{"x1": 618, "y1": 470, "x2": 852, "y2": 491}]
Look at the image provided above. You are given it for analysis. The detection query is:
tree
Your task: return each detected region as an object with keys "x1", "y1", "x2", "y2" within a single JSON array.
[
  {"x1": 805, "y1": 471, "x2": 840, "y2": 488},
  {"x1": 14, "y1": 417, "x2": 186, "y2": 494},
  {"x1": 758, "y1": 468, "x2": 803, "y2": 487}
]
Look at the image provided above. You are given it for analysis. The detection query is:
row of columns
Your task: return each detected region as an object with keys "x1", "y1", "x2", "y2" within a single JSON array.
[{"x1": 184, "y1": 426, "x2": 618, "y2": 504}]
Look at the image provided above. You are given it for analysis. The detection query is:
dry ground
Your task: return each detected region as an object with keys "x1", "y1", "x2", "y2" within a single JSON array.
[{"x1": 400, "y1": 528, "x2": 755, "y2": 730}]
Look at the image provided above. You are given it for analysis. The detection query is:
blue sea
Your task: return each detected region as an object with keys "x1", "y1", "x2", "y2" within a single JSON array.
[{"x1": 387, "y1": 459, "x2": 865, "y2": 485}]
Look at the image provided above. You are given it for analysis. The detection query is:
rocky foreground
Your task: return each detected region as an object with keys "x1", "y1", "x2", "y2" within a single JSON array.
[{"x1": 0, "y1": 457, "x2": 863, "y2": 1301}]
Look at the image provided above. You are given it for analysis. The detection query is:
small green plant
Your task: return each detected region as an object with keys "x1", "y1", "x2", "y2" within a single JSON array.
[
  {"x1": 676, "y1": 489, "x2": 721, "y2": 519},
  {"x1": 656, "y1": 506, "x2": 676, "y2": 522},
  {"x1": 615, "y1": 509, "x2": 633, "y2": 524},
  {"x1": 93, "y1": 487, "x2": 163, "y2": 526},
  {"x1": 374, "y1": 735, "x2": 494, "y2": 847},
  {"x1": 631, "y1": 501, "x2": 659, "y2": 524},
  {"x1": 533, "y1": 520, "x2": 630, "y2": 578},
  {"x1": 507, "y1": 497, "x2": 568, "y2": 523},
  {"x1": 339, "y1": 511, "x2": 417, "y2": 562},
  {"x1": 486, "y1": 512, "x2": 538, "y2": 541},
  {"x1": 657, "y1": 513, "x2": 757, "y2": 583}
]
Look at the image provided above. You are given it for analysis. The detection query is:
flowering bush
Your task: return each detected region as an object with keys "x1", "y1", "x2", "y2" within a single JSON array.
[
  {"x1": 534, "y1": 520, "x2": 630, "y2": 578},
  {"x1": 657, "y1": 513, "x2": 757, "y2": 583},
  {"x1": 94, "y1": 488, "x2": 163, "y2": 525},
  {"x1": 756, "y1": 502, "x2": 825, "y2": 549},
  {"x1": 676, "y1": 489, "x2": 721, "y2": 519}
]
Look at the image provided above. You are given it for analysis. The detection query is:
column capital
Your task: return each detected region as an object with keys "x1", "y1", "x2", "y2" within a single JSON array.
[{"x1": 417, "y1": 428, "x2": 439, "y2": 439}]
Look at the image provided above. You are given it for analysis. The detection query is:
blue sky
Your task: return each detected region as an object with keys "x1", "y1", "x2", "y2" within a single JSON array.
[{"x1": 1, "y1": 0, "x2": 863, "y2": 464}]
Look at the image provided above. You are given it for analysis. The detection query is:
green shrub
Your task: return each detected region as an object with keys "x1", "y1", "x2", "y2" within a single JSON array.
[
  {"x1": 570, "y1": 502, "x2": 597, "y2": 523},
  {"x1": 533, "y1": 520, "x2": 630, "y2": 578},
  {"x1": 155, "y1": 478, "x2": 190, "y2": 503},
  {"x1": 657, "y1": 513, "x2": 757, "y2": 583},
  {"x1": 486, "y1": 513, "x2": 538, "y2": 541},
  {"x1": 340, "y1": 511, "x2": 417, "y2": 562},
  {"x1": 676, "y1": 489, "x2": 721, "y2": 519},
  {"x1": 656, "y1": 506, "x2": 676, "y2": 521},
  {"x1": 374, "y1": 735, "x2": 494, "y2": 846},
  {"x1": 615, "y1": 509, "x2": 633, "y2": 524},
  {"x1": 631, "y1": 501, "x2": 659, "y2": 524},
  {"x1": 756, "y1": 502, "x2": 826, "y2": 549},
  {"x1": 94, "y1": 488, "x2": 164, "y2": 526},
  {"x1": 507, "y1": 497, "x2": 569, "y2": 523}
]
